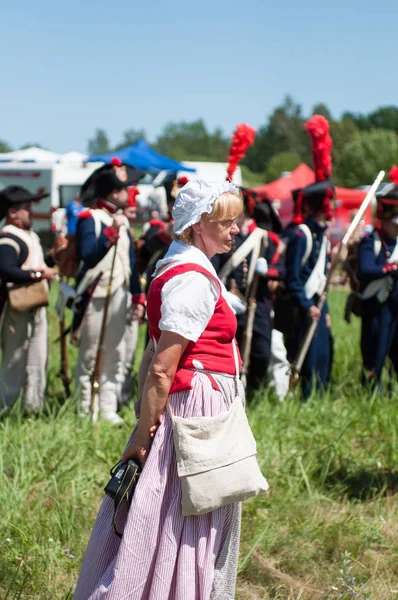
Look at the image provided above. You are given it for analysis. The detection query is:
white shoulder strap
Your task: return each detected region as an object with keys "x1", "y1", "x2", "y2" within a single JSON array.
[
  {"x1": 219, "y1": 228, "x2": 266, "y2": 284},
  {"x1": 298, "y1": 224, "x2": 313, "y2": 267},
  {"x1": 0, "y1": 237, "x2": 21, "y2": 256},
  {"x1": 373, "y1": 232, "x2": 382, "y2": 258},
  {"x1": 90, "y1": 209, "x2": 103, "y2": 239}
]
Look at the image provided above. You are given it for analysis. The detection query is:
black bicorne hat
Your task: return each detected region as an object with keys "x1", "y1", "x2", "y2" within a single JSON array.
[
  {"x1": 80, "y1": 158, "x2": 146, "y2": 207},
  {"x1": 375, "y1": 166, "x2": 398, "y2": 219},
  {"x1": 0, "y1": 185, "x2": 49, "y2": 220},
  {"x1": 253, "y1": 200, "x2": 282, "y2": 233}
]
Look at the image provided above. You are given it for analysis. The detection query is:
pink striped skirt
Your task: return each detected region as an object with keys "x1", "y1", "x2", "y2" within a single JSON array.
[{"x1": 74, "y1": 372, "x2": 241, "y2": 600}]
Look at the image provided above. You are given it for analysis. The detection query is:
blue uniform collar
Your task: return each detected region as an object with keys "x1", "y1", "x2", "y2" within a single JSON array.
[
  {"x1": 305, "y1": 215, "x2": 328, "y2": 234},
  {"x1": 378, "y1": 228, "x2": 398, "y2": 246}
]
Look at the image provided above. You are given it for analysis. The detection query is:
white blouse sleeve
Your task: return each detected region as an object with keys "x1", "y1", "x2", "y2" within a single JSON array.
[{"x1": 159, "y1": 271, "x2": 219, "y2": 342}]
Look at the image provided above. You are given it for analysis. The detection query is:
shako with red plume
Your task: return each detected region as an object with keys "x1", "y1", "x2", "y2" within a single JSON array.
[
  {"x1": 226, "y1": 123, "x2": 256, "y2": 182},
  {"x1": 292, "y1": 114, "x2": 335, "y2": 224}
]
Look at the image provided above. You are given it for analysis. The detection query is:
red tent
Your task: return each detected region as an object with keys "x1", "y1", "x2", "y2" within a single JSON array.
[
  {"x1": 254, "y1": 163, "x2": 314, "y2": 206},
  {"x1": 254, "y1": 163, "x2": 371, "y2": 244}
]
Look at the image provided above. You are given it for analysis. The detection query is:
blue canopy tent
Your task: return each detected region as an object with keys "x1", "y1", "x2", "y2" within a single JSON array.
[{"x1": 87, "y1": 139, "x2": 196, "y2": 173}]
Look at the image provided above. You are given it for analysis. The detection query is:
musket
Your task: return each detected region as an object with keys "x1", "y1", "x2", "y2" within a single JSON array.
[
  {"x1": 289, "y1": 170, "x2": 385, "y2": 388},
  {"x1": 90, "y1": 241, "x2": 119, "y2": 417},
  {"x1": 240, "y1": 233, "x2": 266, "y2": 388},
  {"x1": 59, "y1": 291, "x2": 71, "y2": 398}
]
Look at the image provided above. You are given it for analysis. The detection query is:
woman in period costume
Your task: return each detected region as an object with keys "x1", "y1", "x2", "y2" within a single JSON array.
[{"x1": 74, "y1": 179, "x2": 251, "y2": 600}]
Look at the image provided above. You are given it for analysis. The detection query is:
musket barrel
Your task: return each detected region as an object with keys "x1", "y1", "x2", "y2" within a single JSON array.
[{"x1": 340, "y1": 171, "x2": 385, "y2": 247}]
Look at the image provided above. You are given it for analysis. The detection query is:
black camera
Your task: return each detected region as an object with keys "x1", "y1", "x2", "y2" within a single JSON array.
[
  {"x1": 105, "y1": 460, "x2": 141, "y2": 538},
  {"x1": 105, "y1": 460, "x2": 140, "y2": 503}
]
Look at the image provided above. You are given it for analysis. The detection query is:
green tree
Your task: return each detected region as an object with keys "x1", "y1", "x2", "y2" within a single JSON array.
[
  {"x1": 19, "y1": 143, "x2": 48, "y2": 150},
  {"x1": 244, "y1": 95, "x2": 309, "y2": 173},
  {"x1": 311, "y1": 103, "x2": 333, "y2": 121},
  {"x1": 155, "y1": 119, "x2": 228, "y2": 161},
  {"x1": 0, "y1": 140, "x2": 12, "y2": 153},
  {"x1": 330, "y1": 117, "x2": 358, "y2": 178},
  {"x1": 264, "y1": 151, "x2": 302, "y2": 182},
  {"x1": 114, "y1": 128, "x2": 146, "y2": 150},
  {"x1": 87, "y1": 128, "x2": 111, "y2": 156},
  {"x1": 342, "y1": 106, "x2": 398, "y2": 134},
  {"x1": 367, "y1": 106, "x2": 398, "y2": 132},
  {"x1": 335, "y1": 129, "x2": 398, "y2": 187}
]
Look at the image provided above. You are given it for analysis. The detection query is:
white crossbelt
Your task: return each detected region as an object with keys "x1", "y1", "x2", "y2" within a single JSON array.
[
  {"x1": 304, "y1": 234, "x2": 327, "y2": 300},
  {"x1": 219, "y1": 228, "x2": 266, "y2": 292},
  {"x1": 362, "y1": 238, "x2": 398, "y2": 303}
]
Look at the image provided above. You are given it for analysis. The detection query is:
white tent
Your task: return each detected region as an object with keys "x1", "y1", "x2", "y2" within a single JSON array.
[
  {"x1": 61, "y1": 151, "x2": 87, "y2": 163},
  {"x1": 0, "y1": 147, "x2": 60, "y2": 163},
  {"x1": 0, "y1": 146, "x2": 87, "y2": 164}
]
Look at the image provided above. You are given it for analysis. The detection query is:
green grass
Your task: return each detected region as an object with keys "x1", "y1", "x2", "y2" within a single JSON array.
[{"x1": 1, "y1": 286, "x2": 398, "y2": 599}]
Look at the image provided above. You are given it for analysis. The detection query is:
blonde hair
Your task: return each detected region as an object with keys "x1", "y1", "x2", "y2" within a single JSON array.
[{"x1": 176, "y1": 191, "x2": 243, "y2": 244}]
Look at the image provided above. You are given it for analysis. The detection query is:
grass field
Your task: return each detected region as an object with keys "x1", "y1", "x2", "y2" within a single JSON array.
[{"x1": 1, "y1": 286, "x2": 398, "y2": 599}]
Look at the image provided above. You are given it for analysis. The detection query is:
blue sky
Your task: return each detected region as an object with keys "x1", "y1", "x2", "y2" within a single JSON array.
[{"x1": 2, "y1": 0, "x2": 397, "y2": 153}]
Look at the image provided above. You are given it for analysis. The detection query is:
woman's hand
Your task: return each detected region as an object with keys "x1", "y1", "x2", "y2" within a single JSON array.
[
  {"x1": 121, "y1": 428, "x2": 152, "y2": 467},
  {"x1": 121, "y1": 416, "x2": 164, "y2": 467}
]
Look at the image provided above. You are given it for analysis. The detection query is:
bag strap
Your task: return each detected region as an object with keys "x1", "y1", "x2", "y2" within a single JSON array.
[
  {"x1": 231, "y1": 339, "x2": 240, "y2": 398},
  {"x1": 166, "y1": 339, "x2": 240, "y2": 419}
]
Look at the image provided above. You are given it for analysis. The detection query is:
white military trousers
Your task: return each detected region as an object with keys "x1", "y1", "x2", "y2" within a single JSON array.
[
  {"x1": 268, "y1": 329, "x2": 290, "y2": 401},
  {"x1": 0, "y1": 304, "x2": 48, "y2": 412},
  {"x1": 75, "y1": 285, "x2": 130, "y2": 419}
]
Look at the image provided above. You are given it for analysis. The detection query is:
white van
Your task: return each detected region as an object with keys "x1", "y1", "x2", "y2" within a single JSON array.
[{"x1": 0, "y1": 162, "x2": 101, "y2": 242}]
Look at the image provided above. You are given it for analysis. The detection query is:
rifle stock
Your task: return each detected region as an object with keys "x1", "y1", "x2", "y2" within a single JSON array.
[
  {"x1": 59, "y1": 312, "x2": 71, "y2": 398},
  {"x1": 240, "y1": 233, "x2": 266, "y2": 387},
  {"x1": 289, "y1": 170, "x2": 385, "y2": 388}
]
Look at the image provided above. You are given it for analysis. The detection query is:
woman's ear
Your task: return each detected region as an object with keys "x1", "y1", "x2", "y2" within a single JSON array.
[{"x1": 191, "y1": 221, "x2": 202, "y2": 236}]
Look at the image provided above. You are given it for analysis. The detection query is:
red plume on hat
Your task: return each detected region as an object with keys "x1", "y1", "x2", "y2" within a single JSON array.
[
  {"x1": 226, "y1": 124, "x2": 256, "y2": 181},
  {"x1": 305, "y1": 115, "x2": 333, "y2": 182},
  {"x1": 389, "y1": 165, "x2": 398, "y2": 185},
  {"x1": 292, "y1": 114, "x2": 334, "y2": 224},
  {"x1": 304, "y1": 115, "x2": 333, "y2": 182}
]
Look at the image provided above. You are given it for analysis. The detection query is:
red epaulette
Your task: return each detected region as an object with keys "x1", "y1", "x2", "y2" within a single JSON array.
[
  {"x1": 268, "y1": 231, "x2": 280, "y2": 246},
  {"x1": 78, "y1": 210, "x2": 93, "y2": 220}
]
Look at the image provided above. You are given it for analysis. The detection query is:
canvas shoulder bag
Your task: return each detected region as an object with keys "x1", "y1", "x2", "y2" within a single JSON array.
[
  {"x1": 7, "y1": 280, "x2": 49, "y2": 313},
  {"x1": 168, "y1": 341, "x2": 269, "y2": 517},
  {"x1": 0, "y1": 232, "x2": 49, "y2": 313}
]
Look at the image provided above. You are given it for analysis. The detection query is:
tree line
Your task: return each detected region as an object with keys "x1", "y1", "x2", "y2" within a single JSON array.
[{"x1": 2, "y1": 95, "x2": 398, "y2": 188}]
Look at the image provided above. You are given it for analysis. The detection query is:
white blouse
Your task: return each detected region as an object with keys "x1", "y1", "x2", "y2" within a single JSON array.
[{"x1": 159, "y1": 271, "x2": 219, "y2": 342}]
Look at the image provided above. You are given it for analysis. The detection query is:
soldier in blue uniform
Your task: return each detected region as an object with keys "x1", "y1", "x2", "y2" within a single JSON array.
[
  {"x1": 212, "y1": 189, "x2": 284, "y2": 390},
  {"x1": 358, "y1": 166, "x2": 398, "y2": 387},
  {"x1": 284, "y1": 114, "x2": 335, "y2": 398},
  {"x1": 73, "y1": 159, "x2": 145, "y2": 423}
]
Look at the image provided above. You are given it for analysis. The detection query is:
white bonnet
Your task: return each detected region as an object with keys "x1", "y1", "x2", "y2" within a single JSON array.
[{"x1": 172, "y1": 179, "x2": 240, "y2": 235}]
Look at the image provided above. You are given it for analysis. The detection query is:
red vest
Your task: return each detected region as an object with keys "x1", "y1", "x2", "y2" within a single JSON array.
[{"x1": 147, "y1": 262, "x2": 242, "y2": 392}]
